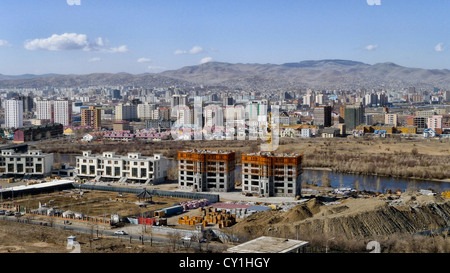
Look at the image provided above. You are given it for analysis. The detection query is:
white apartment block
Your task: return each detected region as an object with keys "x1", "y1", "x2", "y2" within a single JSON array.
[
  {"x1": 35, "y1": 100, "x2": 53, "y2": 121},
  {"x1": 177, "y1": 150, "x2": 236, "y2": 192},
  {"x1": 241, "y1": 152, "x2": 303, "y2": 198},
  {"x1": 0, "y1": 150, "x2": 54, "y2": 176},
  {"x1": 35, "y1": 100, "x2": 72, "y2": 126},
  {"x1": 204, "y1": 105, "x2": 224, "y2": 127},
  {"x1": 5, "y1": 99, "x2": 23, "y2": 129},
  {"x1": 75, "y1": 151, "x2": 168, "y2": 184},
  {"x1": 137, "y1": 103, "x2": 156, "y2": 119},
  {"x1": 53, "y1": 100, "x2": 72, "y2": 126}
]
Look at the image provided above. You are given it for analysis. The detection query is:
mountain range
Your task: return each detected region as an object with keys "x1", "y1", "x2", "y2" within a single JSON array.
[{"x1": 1, "y1": 59, "x2": 450, "y2": 90}]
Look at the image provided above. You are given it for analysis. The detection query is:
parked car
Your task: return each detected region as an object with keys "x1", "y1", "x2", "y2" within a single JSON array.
[
  {"x1": 5, "y1": 211, "x2": 13, "y2": 216},
  {"x1": 114, "y1": 230, "x2": 127, "y2": 235},
  {"x1": 181, "y1": 236, "x2": 192, "y2": 241},
  {"x1": 0, "y1": 210, "x2": 5, "y2": 215}
]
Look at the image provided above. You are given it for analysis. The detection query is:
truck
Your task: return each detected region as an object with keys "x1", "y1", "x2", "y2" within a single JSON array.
[{"x1": 154, "y1": 205, "x2": 183, "y2": 218}]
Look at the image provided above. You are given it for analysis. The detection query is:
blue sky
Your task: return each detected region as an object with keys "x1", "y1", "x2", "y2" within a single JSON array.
[{"x1": 1, "y1": 0, "x2": 450, "y2": 75}]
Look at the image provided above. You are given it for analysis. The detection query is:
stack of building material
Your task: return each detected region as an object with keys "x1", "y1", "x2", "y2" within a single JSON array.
[
  {"x1": 178, "y1": 207, "x2": 237, "y2": 228},
  {"x1": 180, "y1": 199, "x2": 210, "y2": 211}
]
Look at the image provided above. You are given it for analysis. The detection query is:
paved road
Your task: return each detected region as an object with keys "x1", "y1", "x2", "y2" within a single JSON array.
[{"x1": 0, "y1": 214, "x2": 228, "y2": 252}]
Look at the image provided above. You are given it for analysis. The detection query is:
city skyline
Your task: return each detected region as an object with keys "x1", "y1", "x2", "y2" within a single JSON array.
[{"x1": 1, "y1": 1, "x2": 450, "y2": 75}]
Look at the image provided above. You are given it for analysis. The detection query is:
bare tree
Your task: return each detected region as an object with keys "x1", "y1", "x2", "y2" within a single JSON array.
[{"x1": 167, "y1": 231, "x2": 181, "y2": 252}]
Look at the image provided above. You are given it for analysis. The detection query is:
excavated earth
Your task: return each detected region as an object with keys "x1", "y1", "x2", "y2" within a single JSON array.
[{"x1": 228, "y1": 192, "x2": 450, "y2": 240}]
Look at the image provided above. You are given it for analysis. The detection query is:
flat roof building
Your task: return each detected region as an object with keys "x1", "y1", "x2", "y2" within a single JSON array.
[
  {"x1": 242, "y1": 152, "x2": 302, "y2": 198},
  {"x1": 227, "y1": 236, "x2": 309, "y2": 253},
  {"x1": 178, "y1": 149, "x2": 236, "y2": 192},
  {"x1": 0, "y1": 149, "x2": 54, "y2": 177},
  {"x1": 75, "y1": 151, "x2": 168, "y2": 184}
]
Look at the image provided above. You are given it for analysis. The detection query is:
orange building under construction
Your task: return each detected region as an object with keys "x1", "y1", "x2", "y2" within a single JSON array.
[
  {"x1": 177, "y1": 149, "x2": 236, "y2": 192},
  {"x1": 241, "y1": 152, "x2": 303, "y2": 197}
]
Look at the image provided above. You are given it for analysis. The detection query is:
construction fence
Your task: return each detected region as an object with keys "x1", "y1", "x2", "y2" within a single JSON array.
[{"x1": 73, "y1": 183, "x2": 220, "y2": 203}]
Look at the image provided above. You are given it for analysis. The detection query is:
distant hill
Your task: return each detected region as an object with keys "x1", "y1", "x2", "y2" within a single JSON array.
[{"x1": 2, "y1": 59, "x2": 450, "y2": 90}]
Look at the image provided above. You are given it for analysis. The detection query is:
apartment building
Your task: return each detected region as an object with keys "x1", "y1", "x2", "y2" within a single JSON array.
[
  {"x1": 81, "y1": 106, "x2": 102, "y2": 129},
  {"x1": 177, "y1": 149, "x2": 236, "y2": 192},
  {"x1": 313, "y1": 106, "x2": 332, "y2": 127},
  {"x1": 115, "y1": 103, "x2": 138, "y2": 121},
  {"x1": 53, "y1": 100, "x2": 72, "y2": 126},
  {"x1": 5, "y1": 99, "x2": 24, "y2": 129},
  {"x1": 385, "y1": 113, "x2": 398, "y2": 126},
  {"x1": 137, "y1": 103, "x2": 156, "y2": 119},
  {"x1": 75, "y1": 151, "x2": 168, "y2": 184},
  {"x1": 35, "y1": 100, "x2": 72, "y2": 126},
  {"x1": 0, "y1": 150, "x2": 54, "y2": 177},
  {"x1": 241, "y1": 152, "x2": 303, "y2": 197}
]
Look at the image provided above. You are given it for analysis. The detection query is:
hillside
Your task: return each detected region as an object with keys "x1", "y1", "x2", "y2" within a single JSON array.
[
  {"x1": 226, "y1": 192, "x2": 450, "y2": 243},
  {"x1": 3, "y1": 59, "x2": 450, "y2": 90}
]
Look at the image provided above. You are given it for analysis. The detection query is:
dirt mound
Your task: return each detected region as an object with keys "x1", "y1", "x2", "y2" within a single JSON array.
[
  {"x1": 228, "y1": 196, "x2": 450, "y2": 240},
  {"x1": 281, "y1": 198, "x2": 322, "y2": 223}
]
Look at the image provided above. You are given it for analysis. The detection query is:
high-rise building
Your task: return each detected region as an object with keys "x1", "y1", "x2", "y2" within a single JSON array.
[
  {"x1": 5, "y1": 99, "x2": 23, "y2": 129},
  {"x1": 53, "y1": 100, "x2": 72, "y2": 126},
  {"x1": 171, "y1": 94, "x2": 188, "y2": 108},
  {"x1": 18, "y1": 95, "x2": 34, "y2": 112},
  {"x1": 115, "y1": 103, "x2": 138, "y2": 121},
  {"x1": 204, "y1": 105, "x2": 224, "y2": 127},
  {"x1": 137, "y1": 103, "x2": 156, "y2": 119},
  {"x1": 344, "y1": 103, "x2": 365, "y2": 131},
  {"x1": 81, "y1": 106, "x2": 101, "y2": 129},
  {"x1": 35, "y1": 100, "x2": 53, "y2": 121},
  {"x1": 35, "y1": 100, "x2": 72, "y2": 126},
  {"x1": 313, "y1": 106, "x2": 332, "y2": 127},
  {"x1": 241, "y1": 152, "x2": 302, "y2": 197},
  {"x1": 177, "y1": 149, "x2": 236, "y2": 192}
]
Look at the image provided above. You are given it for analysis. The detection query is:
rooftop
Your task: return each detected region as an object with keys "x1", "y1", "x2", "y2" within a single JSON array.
[
  {"x1": 227, "y1": 236, "x2": 310, "y2": 253},
  {"x1": 180, "y1": 149, "x2": 234, "y2": 155},
  {"x1": 245, "y1": 151, "x2": 301, "y2": 157}
]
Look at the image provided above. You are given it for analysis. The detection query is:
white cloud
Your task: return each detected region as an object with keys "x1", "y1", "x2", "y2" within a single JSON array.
[
  {"x1": 0, "y1": 40, "x2": 11, "y2": 47},
  {"x1": 174, "y1": 49, "x2": 187, "y2": 55},
  {"x1": 174, "y1": 45, "x2": 204, "y2": 55},
  {"x1": 189, "y1": 46, "x2": 204, "y2": 54},
  {"x1": 24, "y1": 33, "x2": 127, "y2": 53},
  {"x1": 364, "y1": 44, "x2": 378, "y2": 51},
  {"x1": 434, "y1": 42, "x2": 444, "y2": 52},
  {"x1": 89, "y1": 57, "x2": 101, "y2": 62},
  {"x1": 200, "y1": 57, "x2": 213, "y2": 64},
  {"x1": 109, "y1": 45, "x2": 128, "y2": 53},
  {"x1": 137, "y1": 57, "x2": 151, "y2": 63},
  {"x1": 67, "y1": 0, "x2": 81, "y2": 5}
]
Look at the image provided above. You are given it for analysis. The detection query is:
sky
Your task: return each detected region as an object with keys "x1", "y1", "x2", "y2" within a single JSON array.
[{"x1": 1, "y1": 0, "x2": 450, "y2": 75}]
